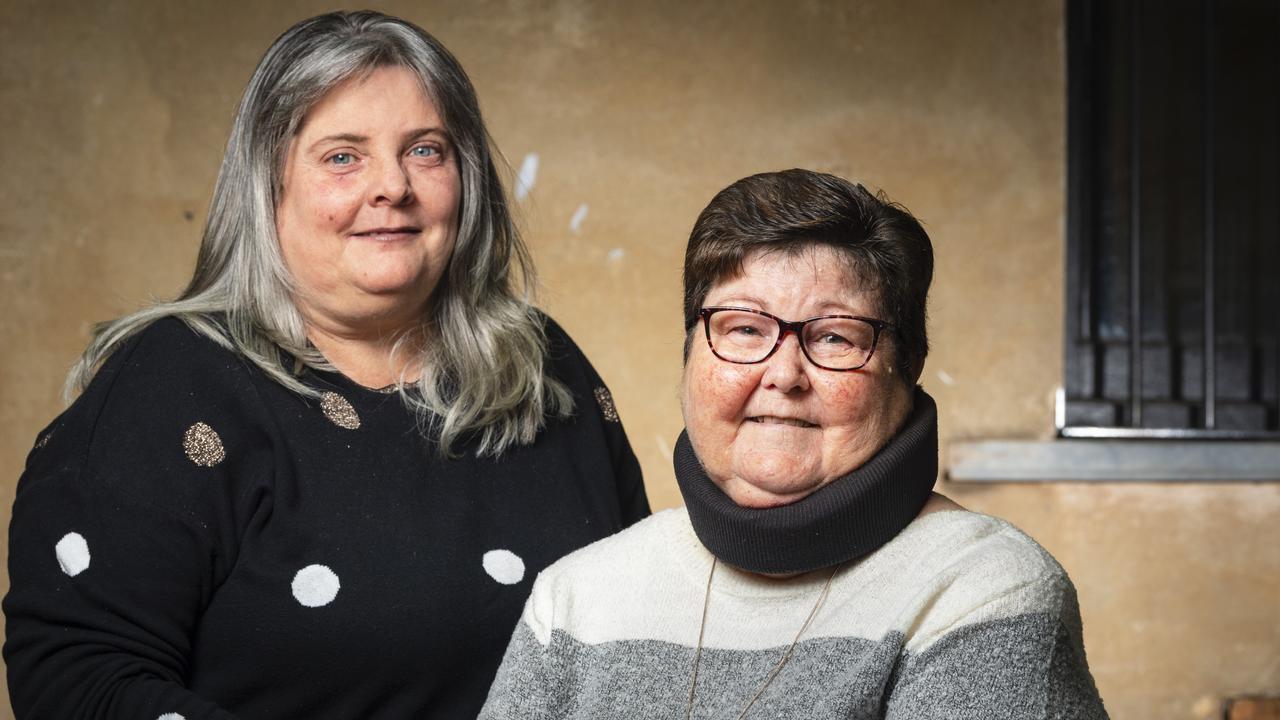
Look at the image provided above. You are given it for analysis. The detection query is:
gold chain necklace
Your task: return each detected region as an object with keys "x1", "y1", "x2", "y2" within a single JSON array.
[{"x1": 683, "y1": 557, "x2": 838, "y2": 720}]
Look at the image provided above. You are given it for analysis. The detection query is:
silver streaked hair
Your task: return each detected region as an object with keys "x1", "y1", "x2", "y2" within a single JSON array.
[{"x1": 67, "y1": 10, "x2": 573, "y2": 456}]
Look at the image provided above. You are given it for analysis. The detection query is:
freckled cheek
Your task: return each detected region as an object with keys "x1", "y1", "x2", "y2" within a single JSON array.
[
  {"x1": 815, "y1": 380, "x2": 874, "y2": 423},
  {"x1": 687, "y1": 361, "x2": 759, "y2": 422}
]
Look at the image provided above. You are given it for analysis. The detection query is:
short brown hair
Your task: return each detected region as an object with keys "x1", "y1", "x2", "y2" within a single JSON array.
[{"x1": 682, "y1": 169, "x2": 933, "y2": 383}]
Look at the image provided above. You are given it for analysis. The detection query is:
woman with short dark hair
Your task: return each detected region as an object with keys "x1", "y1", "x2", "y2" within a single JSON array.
[
  {"x1": 4, "y1": 11, "x2": 648, "y2": 718},
  {"x1": 481, "y1": 169, "x2": 1107, "y2": 719}
]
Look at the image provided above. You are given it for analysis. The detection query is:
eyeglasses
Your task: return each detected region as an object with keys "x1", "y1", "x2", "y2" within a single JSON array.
[{"x1": 697, "y1": 306, "x2": 893, "y2": 372}]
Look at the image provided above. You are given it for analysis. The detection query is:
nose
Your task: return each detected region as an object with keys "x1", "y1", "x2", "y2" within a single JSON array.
[
  {"x1": 759, "y1": 333, "x2": 811, "y2": 393},
  {"x1": 369, "y1": 158, "x2": 413, "y2": 206}
]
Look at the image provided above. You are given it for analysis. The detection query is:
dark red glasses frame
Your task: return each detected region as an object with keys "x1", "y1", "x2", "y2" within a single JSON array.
[{"x1": 697, "y1": 306, "x2": 894, "y2": 372}]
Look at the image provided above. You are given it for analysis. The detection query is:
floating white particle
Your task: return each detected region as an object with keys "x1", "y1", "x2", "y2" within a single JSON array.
[
  {"x1": 607, "y1": 248, "x2": 625, "y2": 263},
  {"x1": 936, "y1": 370, "x2": 957, "y2": 386},
  {"x1": 515, "y1": 153, "x2": 539, "y2": 200},
  {"x1": 55, "y1": 532, "x2": 91, "y2": 577},
  {"x1": 292, "y1": 564, "x2": 341, "y2": 607},
  {"x1": 570, "y1": 203, "x2": 589, "y2": 234},
  {"x1": 482, "y1": 549, "x2": 526, "y2": 585}
]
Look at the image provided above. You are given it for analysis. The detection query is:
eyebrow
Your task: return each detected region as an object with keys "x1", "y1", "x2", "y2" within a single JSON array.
[
  {"x1": 309, "y1": 133, "x2": 367, "y2": 148},
  {"x1": 709, "y1": 294, "x2": 869, "y2": 316},
  {"x1": 710, "y1": 293, "x2": 767, "y2": 308},
  {"x1": 306, "y1": 127, "x2": 448, "y2": 153}
]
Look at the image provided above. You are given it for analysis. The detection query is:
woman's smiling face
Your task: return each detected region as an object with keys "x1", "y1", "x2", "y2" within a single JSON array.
[
  {"x1": 275, "y1": 65, "x2": 461, "y2": 337},
  {"x1": 682, "y1": 245, "x2": 914, "y2": 508}
]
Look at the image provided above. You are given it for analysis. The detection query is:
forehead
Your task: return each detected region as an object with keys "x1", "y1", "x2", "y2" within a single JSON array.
[
  {"x1": 706, "y1": 246, "x2": 878, "y2": 315},
  {"x1": 296, "y1": 65, "x2": 439, "y2": 135}
]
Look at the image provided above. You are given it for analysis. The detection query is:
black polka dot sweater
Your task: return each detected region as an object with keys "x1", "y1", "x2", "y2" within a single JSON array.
[{"x1": 4, "y1": 315, "x2": 650, "y2": 719}]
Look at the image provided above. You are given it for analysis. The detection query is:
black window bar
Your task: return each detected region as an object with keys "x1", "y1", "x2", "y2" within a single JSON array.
[{"x1": 1063, "y1": 0, "x2": 1280, "y2": 440}]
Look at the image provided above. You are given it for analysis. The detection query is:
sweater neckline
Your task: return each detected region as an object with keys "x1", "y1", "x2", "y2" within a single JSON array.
[
  {"x1": 298, "y1": 338, "x2": 420, "y2": 399},
  {"x1": 667, "y1": 504, "x2": 980, "y2": 601},
  {"x1": 305, "y1": 362, "x2": 416, "y2": 402},
  {"x1": 667, "y1": 509, "x2": 837, "y2": 600}
]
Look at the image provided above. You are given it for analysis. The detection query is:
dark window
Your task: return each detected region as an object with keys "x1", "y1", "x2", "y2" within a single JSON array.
[{"x1": 1064, "y1": 0, "x2": 1280, "y2": 439}]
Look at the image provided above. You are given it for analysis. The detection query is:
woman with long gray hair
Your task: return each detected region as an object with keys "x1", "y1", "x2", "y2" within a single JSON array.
[{"x1": 4, "y1": 11, "x2": 648, "y2": 718}]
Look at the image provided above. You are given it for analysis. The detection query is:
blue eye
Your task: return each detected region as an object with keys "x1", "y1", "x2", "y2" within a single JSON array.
[
  {"x1": 410, "y1": 145, "x2": 439, "y2": 158},
  {"x1": 327, "y1": 152, "x2": 355, "y2": 166}
]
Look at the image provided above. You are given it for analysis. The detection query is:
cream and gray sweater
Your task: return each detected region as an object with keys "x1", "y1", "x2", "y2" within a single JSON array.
[{"x1": 480, "y1": 507, "x2": 1107, "y2": 719}]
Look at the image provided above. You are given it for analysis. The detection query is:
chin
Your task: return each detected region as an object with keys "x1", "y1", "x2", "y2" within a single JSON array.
[
  {"x1": 351, "y1": 274, "x2": 438, "y2": 308},
  {"x1": 722, "y1": 470, "x2": 825, "y2": 509},
  {"x1": 354, "y1": 270, "x2": 429, "y2": 296},
  {"x1": 730, "y1": 493, "x2": 807, "y2": 509}
]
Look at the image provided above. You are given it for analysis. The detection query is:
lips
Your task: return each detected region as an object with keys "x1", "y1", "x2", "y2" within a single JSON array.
[
  {"x1": 351, "y1": 226, "x2": 422, "y2": 240},
  {"x1": 747, "y1": 416, "x2": 819, "y2": 428}
]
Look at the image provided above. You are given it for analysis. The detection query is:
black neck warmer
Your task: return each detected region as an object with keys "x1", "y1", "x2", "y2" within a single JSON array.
[{"x1": 674, "y1": 387, "x2": 939, "y2": 575}]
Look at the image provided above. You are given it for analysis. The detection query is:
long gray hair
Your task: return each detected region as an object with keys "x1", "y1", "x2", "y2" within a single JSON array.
[{"x1": 67, "y1": 10, "x2": 573, "y2": 456}]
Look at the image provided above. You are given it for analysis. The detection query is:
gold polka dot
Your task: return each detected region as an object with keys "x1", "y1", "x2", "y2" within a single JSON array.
[
  {"x1": 594, "y1": 386, "x2": 620, "y2": 423},
  {"x1": 182, "y1": 422, "x2": 225, "y2": 467},
  {"x1": 320, "y1": 392, "x2": 360, "y2": 429}
]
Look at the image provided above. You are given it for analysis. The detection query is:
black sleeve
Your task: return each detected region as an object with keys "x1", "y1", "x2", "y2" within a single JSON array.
[
  {"x1": 4, "y1": 320, "x2": 264, "y2": 719},
  {"x1": 541, "y1": 314, "x2": 650, "y2": 527}
]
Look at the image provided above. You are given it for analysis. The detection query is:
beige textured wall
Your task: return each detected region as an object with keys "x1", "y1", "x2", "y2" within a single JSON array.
[{"x1": 1, "y1": 1, "x2": 1276, "y2": 718}]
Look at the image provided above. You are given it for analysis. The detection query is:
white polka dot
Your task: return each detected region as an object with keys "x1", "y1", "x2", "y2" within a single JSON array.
[
  {"x1": 157, "y1": 714, "x2": 186, "y2": 720},
  {"x1": 482, "y1": 549, "x2": 526, "y2": 585},
  {"x1": 55, "y1": 532, "x2": 90, "y2": 577},
  {"x1": 291, "y1": 564, "x2": 340, "y2": 607}
]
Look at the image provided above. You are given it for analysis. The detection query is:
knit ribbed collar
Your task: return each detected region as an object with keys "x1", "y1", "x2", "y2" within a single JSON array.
[{"x1": 673, "y1": 387, "x2": 939, "y2": 575}]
